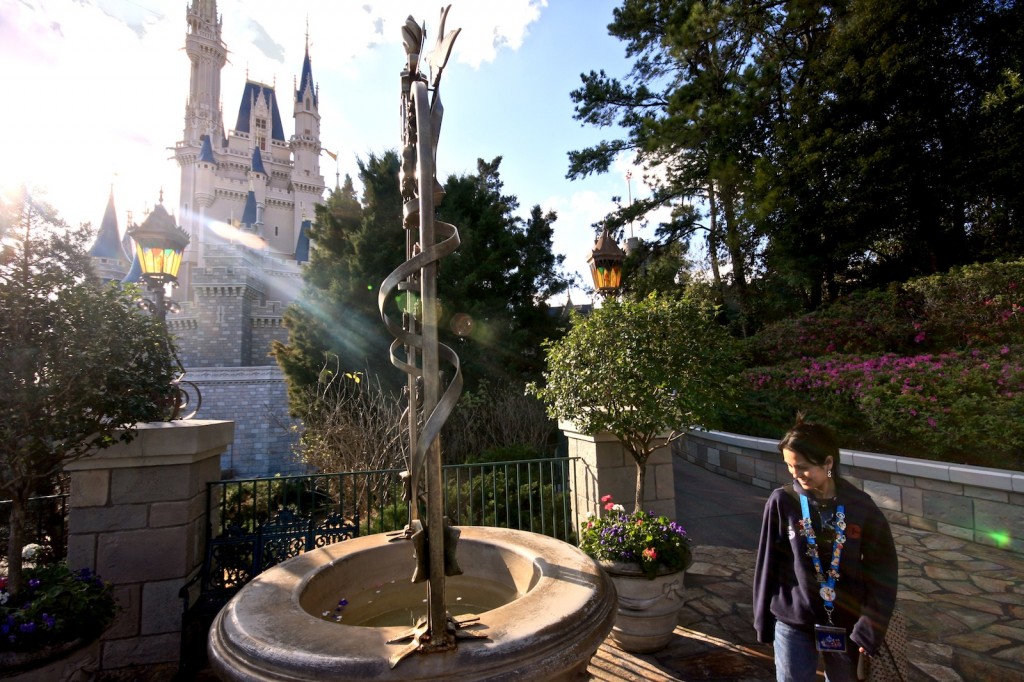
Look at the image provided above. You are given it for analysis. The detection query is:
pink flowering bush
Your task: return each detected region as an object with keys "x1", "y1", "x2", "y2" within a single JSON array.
[
  {"x1": 731, "y1": 347, "x2": 1024, "y2": 468},
  {"x1": 729, "y1": 260, "x2": 1024, "y2": 470},
  {"x1": 578, "y1": 495, "x2": 693, "y2": 579},
  {"x1": 747, "y1": 261, "x2": 1023, "y2": 365}
]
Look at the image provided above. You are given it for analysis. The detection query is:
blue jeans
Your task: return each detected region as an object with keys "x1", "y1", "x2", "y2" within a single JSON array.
[{"x1": 773, "y1": 621, "x2": 858, "y2": 682}]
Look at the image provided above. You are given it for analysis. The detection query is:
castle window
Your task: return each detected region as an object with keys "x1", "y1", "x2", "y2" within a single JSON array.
[
  {"x1": 274, "y1": 225, "x2": 279, "y2": 236},
  {"x1": 305, "y1": 97, "x2": 310, "y2": 111}
]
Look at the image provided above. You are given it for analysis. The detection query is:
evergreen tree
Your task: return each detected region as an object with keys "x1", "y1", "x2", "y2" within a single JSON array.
[
  {"x1": 272, "y1": 175, "x2": 375, "y2": 415},
  {"x1": 274, "y1": 154, "x2": 568, "y2": 416},
  {"x1": 569, "y1": 0, "x2": 763, "y2": 329},
  {"x1": 436, "y1": 158, "x2": 567, "y2": 391},
  {"x1": 571, "y1": 0, "x2": 1023, "y2": 328}
]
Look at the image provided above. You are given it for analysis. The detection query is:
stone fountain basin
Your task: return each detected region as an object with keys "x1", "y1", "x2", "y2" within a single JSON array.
[{"x1": 208, "y1": 526, "x2": 616, "y2": 681}]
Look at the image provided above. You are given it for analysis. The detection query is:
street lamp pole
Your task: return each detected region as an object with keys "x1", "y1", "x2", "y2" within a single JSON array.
[{"x1": 125, "y1": 199, "x2": 200, "y2": 419}]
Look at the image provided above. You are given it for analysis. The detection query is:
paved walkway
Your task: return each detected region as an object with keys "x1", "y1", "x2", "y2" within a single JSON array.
[{"x1": 585, "y1": 459, "x2": 1024, "y2": 681}]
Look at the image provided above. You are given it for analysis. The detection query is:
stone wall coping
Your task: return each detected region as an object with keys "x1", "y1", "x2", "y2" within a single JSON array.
[
  {"x1": 557, "y1": 420, "x2": 673, "y2": 444},
  {"x1": 693, "y1": 430, "x2": 1024, "y2": 494},
  {"x1": 63, "y1": 420, "x2": 235, "y2": 471}
]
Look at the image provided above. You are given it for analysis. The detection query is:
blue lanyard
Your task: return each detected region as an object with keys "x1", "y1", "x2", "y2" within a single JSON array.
[{"x1": 799, "y1": 494, "x2": 846, "y2": 624}]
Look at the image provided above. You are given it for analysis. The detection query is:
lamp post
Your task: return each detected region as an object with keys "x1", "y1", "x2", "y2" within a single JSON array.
[
  {"x1": 126, "y1": 203, "x2": 190, "y2": 324},
  {"x1": 587, "y1": 227, "x2": 626, "y2": 297},
  {"x1": 125, "y1": 201, "x2": 200, "y2": 419}
]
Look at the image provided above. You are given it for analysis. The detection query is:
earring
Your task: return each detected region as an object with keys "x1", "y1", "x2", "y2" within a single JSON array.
[{"x1": 827, "y1": 469, "x2": 832, "y2": 478}]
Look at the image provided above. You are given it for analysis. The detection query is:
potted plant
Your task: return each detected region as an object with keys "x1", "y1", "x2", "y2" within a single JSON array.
[
  {"x1": 0, "y1": 559, "x2": 118, "y2": 677},
  {"x1": 529, "y1": 293, "x2": 738, "y2": 652},
  {"x1": 576, "y1": 494, "x2": 693, "y2": 652}
]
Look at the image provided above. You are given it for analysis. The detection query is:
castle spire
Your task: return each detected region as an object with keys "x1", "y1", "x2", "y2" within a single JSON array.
[
  {"x1": 296, "y1": 34, "x2": 317, "y2": 108},
  {"x1": 89, "y1": 186, "x2": 126, "y2": 261}
]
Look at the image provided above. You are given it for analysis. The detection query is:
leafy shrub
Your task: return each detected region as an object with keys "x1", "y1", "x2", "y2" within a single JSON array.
[
  {"x1": 731, "y1": 260, "x2": 1024, "y2": 470},
  {"x1": 0, "y1": 563, "x2": 117, "y2": 651},
  {"x1": 726, "y1": 347, "x2": 1024, "y2": 469},
  {"x1": 902, "y1": 260, "x2": 1024, "y2": 349}
]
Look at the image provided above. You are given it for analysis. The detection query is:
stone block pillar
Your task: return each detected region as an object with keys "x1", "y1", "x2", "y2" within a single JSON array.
[
  {"x1": 560, "y1": 420, "x2": 676, "y2": 523},
  {"x1": 63, "y1": 420, "x2": 234, "y2": 672}
]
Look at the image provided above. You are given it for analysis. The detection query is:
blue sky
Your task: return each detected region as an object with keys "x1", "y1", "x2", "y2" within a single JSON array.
[{"x1": 0, "y1": 0, "x2": 665, "y2": 303}]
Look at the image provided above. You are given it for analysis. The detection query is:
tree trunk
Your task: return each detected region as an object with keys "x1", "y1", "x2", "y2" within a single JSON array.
[
  {"x1": 720, "y1": 183, "x2": 750, "y2": 336},
  {"x1": 633, "y1": 456, "x2": 648, "y2": 514},
  {"x1": 707, "y1": 180, "x2": 724, "y2": 304},
  {"x1": 6, "y1": 495, "x2": 27, "y2": 599}
]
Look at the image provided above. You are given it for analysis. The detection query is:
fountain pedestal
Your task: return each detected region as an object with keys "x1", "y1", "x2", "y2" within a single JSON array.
[{"x1": 208, "y1": 526, "x2": 616, "y2": 681}]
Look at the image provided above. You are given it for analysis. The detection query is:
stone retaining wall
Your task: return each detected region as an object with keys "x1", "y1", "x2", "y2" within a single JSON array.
[
  {"x1": 183, "y1": 366, "x2": 303, "y2": 478},
  {"x1": 678, "y1": 430, "x2": 1024, "y2": 554},
  {"x1": 64, "y1": 421, "x2": 234, "y2": 673}
]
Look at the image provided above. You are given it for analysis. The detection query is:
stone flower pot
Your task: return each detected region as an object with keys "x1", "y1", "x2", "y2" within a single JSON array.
[{"x1": 601, "y1": 561, "x2": 687, "y2": 654}]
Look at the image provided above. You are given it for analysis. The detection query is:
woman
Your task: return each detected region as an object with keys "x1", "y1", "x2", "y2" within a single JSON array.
[{"x1": 753, "y1": 415, "x2": 898, "y2": 682}]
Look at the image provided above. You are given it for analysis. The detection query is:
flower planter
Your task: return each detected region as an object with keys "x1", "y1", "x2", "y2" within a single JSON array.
[
  {"x1": 601, "y1": 561, "x2": 686, "y2": 654},
  {"x1": 0, "y1": 638, "x2": 100, "y2": 681}
]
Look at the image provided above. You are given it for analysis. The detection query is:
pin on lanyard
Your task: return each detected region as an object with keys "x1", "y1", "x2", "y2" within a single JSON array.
[{"x1": 799, "y1": 494, "x2": 846, "y2": 624}]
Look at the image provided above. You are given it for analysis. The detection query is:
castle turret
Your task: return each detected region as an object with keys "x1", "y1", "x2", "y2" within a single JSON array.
[
  {"x1": 176, "y1": 0, "x2": 227, "y2": 285},
  {"x1": 182, "y1": 0, "x2": 226, "y2": 147},
  {"x1": 290, "y1": 40, "x2": 324, "y2": 256},
  {"x1": 88, "y1": 188, "x2": 131, "y2": 284}
]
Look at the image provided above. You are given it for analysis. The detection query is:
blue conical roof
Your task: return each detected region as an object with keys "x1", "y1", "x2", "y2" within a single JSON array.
[
  {"x1": 241, "y1": 190, "x2": 259, "y2": 227},
  {"x1": 296, "y1": 47, "x2": 317, "y2": 107},
  {"x1": 295, "y1": 219, "x2": 311, "y2": 264},
  {"x1": 121, "y1": 251, "x2": 142, "y2": 284},
  {"x1": 89, "y1": 190, "x2": 128, "y2": 260},
  {"x1": 251, "y1": 146, "x2": 266, "y2": 175},
  {"x1": 199, "y1": 134, "x2": 217, "y2": 165}
]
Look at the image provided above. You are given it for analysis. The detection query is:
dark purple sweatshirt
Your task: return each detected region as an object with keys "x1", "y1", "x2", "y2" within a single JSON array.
[{"x1": 753, "y1": 476, "x2": 898, "y2": 655}]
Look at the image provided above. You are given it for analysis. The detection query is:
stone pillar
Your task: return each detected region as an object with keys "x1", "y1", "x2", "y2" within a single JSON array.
[
  {"x1": 63, "y1": 420, "x2": 234, "y2": 672},
  {"x1": 560, "y1": 420, "x2": 676, "y2": 522}
]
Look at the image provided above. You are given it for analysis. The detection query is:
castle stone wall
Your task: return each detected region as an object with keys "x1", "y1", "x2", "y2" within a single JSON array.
[{"x1": 182, "y1": 366, "x2": 305, "y2": 478}]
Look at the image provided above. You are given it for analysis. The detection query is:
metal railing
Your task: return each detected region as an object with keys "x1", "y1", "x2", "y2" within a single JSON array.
[{"x1": 202, "y1": 456, "x2": 580, "y2": 594}]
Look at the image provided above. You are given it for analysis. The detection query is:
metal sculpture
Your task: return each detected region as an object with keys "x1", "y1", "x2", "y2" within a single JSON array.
[{"x1": 378, "y1": 6, "x2": 481, "y2": 666}]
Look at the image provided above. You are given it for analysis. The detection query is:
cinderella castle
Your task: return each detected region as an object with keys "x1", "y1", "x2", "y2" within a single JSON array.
[{"x1": 89, "y1": 0, "x2": 325, "y2": 477}]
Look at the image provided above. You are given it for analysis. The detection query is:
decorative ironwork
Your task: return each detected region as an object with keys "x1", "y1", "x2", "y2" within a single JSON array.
[
  {"x1": 378, "y1": 5, "x2": 467, "y2": 661},
  {"x1": 201, "y1": 509, "x2": 360, "y2": 595}
]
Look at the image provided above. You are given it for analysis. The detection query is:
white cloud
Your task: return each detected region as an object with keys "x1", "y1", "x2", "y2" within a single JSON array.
[{"x1": 0, "y1": 0, "x2": 551, "y2": 232}]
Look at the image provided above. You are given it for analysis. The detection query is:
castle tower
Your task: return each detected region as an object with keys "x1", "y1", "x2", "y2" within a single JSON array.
[
  {"x1": 88, "y1": 187, "x2": 131, "y2": 284},
  {"x1": 168, "y1": 2, "x2": 325, "y2": 373},
  {"x1": 290, "y1": 39, "x2": 323, "y2": 240}
]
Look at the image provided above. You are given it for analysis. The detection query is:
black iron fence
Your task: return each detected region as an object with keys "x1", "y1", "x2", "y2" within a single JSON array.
[
  {"x1": 200, "y1": 456, "x2": 579, "y2": 595},
  {"x1": 176, "y1": 456, "x2": 579, "y2": 677}
]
